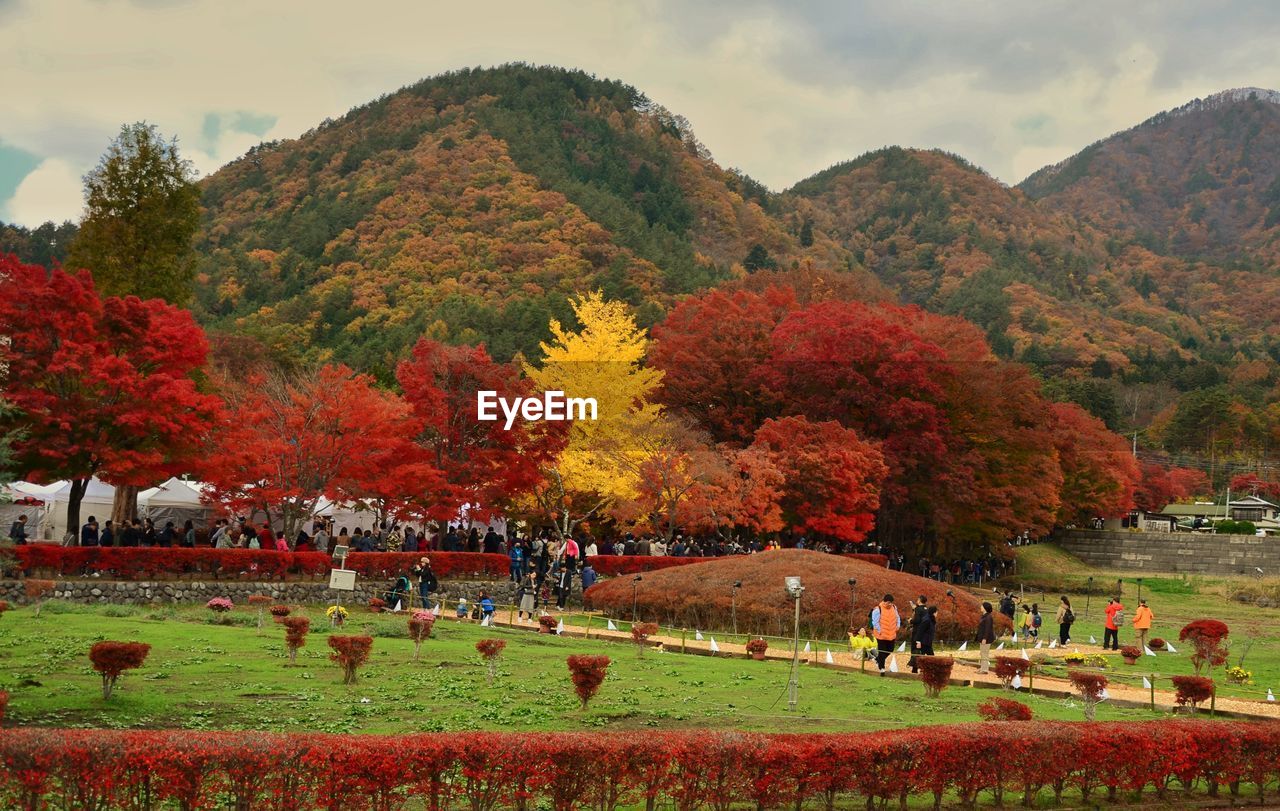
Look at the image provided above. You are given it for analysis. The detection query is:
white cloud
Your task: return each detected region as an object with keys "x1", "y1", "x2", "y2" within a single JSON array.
[
  {"x1": 3, "y1": 158, "x2": 83, "y2": 226},
  {"x1": 2, "y1": 0, "x2": 1280, "y2": 225}
]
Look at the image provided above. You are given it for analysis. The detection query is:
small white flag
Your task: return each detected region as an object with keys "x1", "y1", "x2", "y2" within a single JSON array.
[
  {"x1": 1269, "y1": 689, "x2": 1276, "y2": 702},
  {"x1": 607, "y1": 619, "x2": 617, "y2": 631},
  {"x1": 996, "y1": 642, "x2": 1005, "y2": 650},
  {"x1": 825, "y1": 648, "x2": 834, "y2": 664},
  {"x1": 896, "y1": 641, "x2": 907, "y2": 652},
  {"x1": 804, "y1": 641, "x2": 811, "y2": 653},
  {"x1": 958, "y1": 641, "x2": 968, "y2": 651},
  {"x1": 556, "y1": 618, "x2": 565, "y2": 634},
  {"x1": 1034, "y1": 640, "x2": 1043, "y2": 649},
  {"x1": 392, "y1": 600, "x2": 402, "y2": 612},
  {"x1": 888, "y1": 655, "x2": 899, "y2": 672},
  {"x1": 480, "y1": 614, "x2": 491, "y2": 627},
  {"x1": 1090, "y1": 635, "x2": 1097, "y2": 644},
  {"x1": 1144, "y1": 646, "x2": 1156, "y2": 656},
  {"x1": 1142, "y1": 676, "x2": 1152, "y2": 689},
  {"x1": 1099, "y1": 688, "x2": 1110, "y2": 702},
  {"x1": 1020, "y1": 648, "x2": 1030, "y2": 661},
  {"x1": 1049, "y1": 640, "x2": 1057, "y2": 649},
  {"x1": 709, "y1": 637, "x2": 719, "y2": 653},
  {"x1": 1012, "y1": 633, "x2": 1018, "y2": 642},
  {"x1": 695, "y1": 630, "x2": 704, "y2": 641},
  {"x1": 1012, "y1": 674, "x2": 1022, "y2": 690},
  {"x1": 431, "y1": 603, "x2": 441, "y2": 616},
  {"x1": 1166, "y1": 642, "x2": 1178, "y2": 653}
]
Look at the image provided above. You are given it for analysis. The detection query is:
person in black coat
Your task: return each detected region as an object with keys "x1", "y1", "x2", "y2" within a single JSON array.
[
  {"x1": 410, "y1": 556, "x2": 438, "y2": 610},
  {"x1": 81, "y1": 516, "x2": 100, "y2": 547},
  {"x1": 911, "y1": 606, "x2": 938, "y2": 672},
  {"x1": 975, "y1": 602, "x2": 997, "y2": 674}
]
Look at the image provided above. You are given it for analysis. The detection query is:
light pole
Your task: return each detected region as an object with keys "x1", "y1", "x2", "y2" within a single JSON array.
[
  {"x1": 784, "y1": 576, "x2": 804, "y2": 712},
  {"x1": 1085, "y1": 576, "x2": 1094, "y2": 618},
  {"x1": 731, "y1": 581, "x2": 741, "y2": 636},
  {"x1": 631, "y1": 575, "x2": 642, "y2": 622},
  {"x1": 847, "y1": 578, "x2": 858, "y2": 631},
  {"x1": 1136, "y1": 577, "x2": 1143, "y2": 602}
]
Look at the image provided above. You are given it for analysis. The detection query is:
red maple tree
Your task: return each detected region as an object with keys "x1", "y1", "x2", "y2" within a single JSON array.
[
  {"x1": 1048, "y1": 402, "x2": 1140, "y2": 523},
  {"x1": 0, "y1": 257, "x2": 222, "y2": 532}
]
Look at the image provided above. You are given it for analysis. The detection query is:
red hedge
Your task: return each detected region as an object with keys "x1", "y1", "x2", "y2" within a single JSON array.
[
  {"x1": 978, "y1": 697, "x2": 1033, "y2": 721},
  {"x1": 1, "y1": 724, "x2": 1278, "y2": 808}
]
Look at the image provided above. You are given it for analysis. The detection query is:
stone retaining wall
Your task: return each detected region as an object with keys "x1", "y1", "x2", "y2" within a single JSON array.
[
  {"x1": 0, "y1": 577, "x2": 583, "y2": 608},
  {"x1": 1057, "y1": 529, "x2": 1279, "y2": 575}
]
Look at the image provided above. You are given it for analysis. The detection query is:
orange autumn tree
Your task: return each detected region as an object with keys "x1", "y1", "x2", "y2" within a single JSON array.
[
  {"x1": 202, "y1": 364, "x2": 429, "y2": 539},
  {"x1": 1048, "y1": 401, "x2": 1140, "y2": 524}
]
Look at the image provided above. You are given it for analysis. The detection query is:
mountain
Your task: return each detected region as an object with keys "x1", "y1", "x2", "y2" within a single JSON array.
[
  {"x1": 1020, "y1": 88, "x2": 1280, "y2": 265},
  {"x1": 192, "y1": 64, "x2": 879, "y2": 375}
]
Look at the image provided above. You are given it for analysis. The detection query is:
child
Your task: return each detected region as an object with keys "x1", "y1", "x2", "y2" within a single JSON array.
[
  {"x1": 479, "y1": 590, "x2": 495, "y2": 621},
  {"x1": 456, "y1": 597, "x2": 468, "y2": 620}
]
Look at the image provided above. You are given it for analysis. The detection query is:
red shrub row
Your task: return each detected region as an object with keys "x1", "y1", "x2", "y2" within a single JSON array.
[
  {"x1": 11, "y1": 547, "x2": 759, "y2": 581},
  {"x1": 0, "y1": 723, "x2": 1276, "y2": 808}
]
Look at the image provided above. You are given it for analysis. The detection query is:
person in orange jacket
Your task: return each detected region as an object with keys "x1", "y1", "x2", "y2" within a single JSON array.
[
  {"x1": 1132, "y1": 599, "x2": 1154, "y2": 650},
  {"x1": 1103, "y1": 597, "x2": 1125, "y2": 651},
  {"x1": 870, "y1": 594, "x2": 901, "y2": 675}
]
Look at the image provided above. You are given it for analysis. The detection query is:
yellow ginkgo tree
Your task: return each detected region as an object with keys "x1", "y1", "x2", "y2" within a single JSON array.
[{"x1": 523, "y1": 290, "x2": 663, "y2": 540}]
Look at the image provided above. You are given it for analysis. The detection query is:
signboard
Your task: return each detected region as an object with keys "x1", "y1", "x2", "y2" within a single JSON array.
[
  {"x1": 332, "y1": 545, "x2": 349, "y2": 565},
  {"x1": 329, "y1": 568, "x2": 357, "y2": 591}
]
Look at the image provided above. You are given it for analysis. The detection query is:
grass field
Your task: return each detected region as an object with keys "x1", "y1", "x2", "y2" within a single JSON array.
[{"x1": 0, "y1": 600, "x2": 1169, "y2": 735}]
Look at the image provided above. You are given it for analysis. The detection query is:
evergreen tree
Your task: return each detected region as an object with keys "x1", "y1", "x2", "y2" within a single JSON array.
[
  {"x1": 743, "y1": 244, "x2": 776, "y2": 272},
  {"x1": 799, "y1": 218, "x2": 814, "y2": 247},
  {"x1": 68, "y1": 122, "x2": 201, "y2": 305}
]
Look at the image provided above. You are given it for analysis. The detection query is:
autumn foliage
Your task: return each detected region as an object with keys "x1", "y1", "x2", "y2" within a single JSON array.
[
  {"x1": 1068, "y1": 671, "x2": 1109, "y2": 721},
  {"x1": 567, "y1": 655, "x2": 610, "y2": 710},
  {"x1": 993, "y1": 656, "x2": 1031, "y2": 690},
  {"x1": 978, "y1": 697, "x2": 1033, "y2": 721},
  {"x1": 1180, "y1": 619, "x2": 1230, "y2": 675},
  {"x1": 88, "y1": 641, "x2": 151, "y2": 700},
  {"x1": 23, "y1": 579, "x2": 55, "y2": 617},
  {"x1": 1172, "y1": 676, "x2": 1215, "y2": 710},
  {"x1": 916, "y1": 656, "x2": 954, "y2": 697},
  {"x1": 408, "y1": 611, "x2": 435, "y2": 661},
  {"x1": 283, "y1": 616, "x2": 310, "y2": 664},
  {"x1": 476, "y1": 638, "x2": 507, "y2": 686},
  {"x1": 3, "y1": 723, "x2": 1280, "y2": 808},
  {"x1": 585, "y1": 549, "x2": 1003, "y2": 639},
  {"x1": 327, "y1": 636, "x2": 373, "y2": 684},
  {"x1": 630, "y1": 622, "x2": 659, "y2": 656}
]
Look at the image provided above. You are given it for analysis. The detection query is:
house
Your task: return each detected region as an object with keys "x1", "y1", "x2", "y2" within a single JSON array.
[
  {"x1": 1103, "y1": 510, "x2": 1178, "y2": 532},
  {"x1": 1161, "y1": 497, "x2": 1280, "y2": 535}
]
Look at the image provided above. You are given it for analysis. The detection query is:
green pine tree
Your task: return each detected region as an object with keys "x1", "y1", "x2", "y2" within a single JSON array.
[{"x1": 67, "y1": 123, "x2": 201, "y2": 304}]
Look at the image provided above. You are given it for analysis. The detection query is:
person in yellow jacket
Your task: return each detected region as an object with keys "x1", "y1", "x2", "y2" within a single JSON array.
[
  {"x1": 849, "y1": 627, "x2": 877, "y2": 661},
  {"x1": 1132, "y1": 599, "x2": 1154, "y2": 650},
  {"x1": 871, "y1": 594, "x2": 901, "y2": 675}
]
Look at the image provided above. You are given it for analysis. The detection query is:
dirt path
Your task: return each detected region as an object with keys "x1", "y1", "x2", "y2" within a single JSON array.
[{"x1": 489, "y1": 613, "x2": 1280, "y2": 720}]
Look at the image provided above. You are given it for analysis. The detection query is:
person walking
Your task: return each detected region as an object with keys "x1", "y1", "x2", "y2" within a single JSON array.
[
  {"x1": 911, "y1": 606, "x2": 937, "y2": 673},
  {"x1": 80, "y1": 516, "x2": 100, "y2": 547},
  {"x1": 1132, "y1": 599, "x2": 1154, "y2": 650},
  {"x1": 870, "y1": 594, "x2": 901, "y2": 675},
  {"x1": 411, "y1": 556, "x2": 438, "y2": 610},
  {"x1": 975, "y1": 601, "x2": 996, "y2": 674},
  {"x1": 516, "y1": 571, "x2": 537, "y2": 621},
  {"x1": 1055, "y1": 596, "x2": 1074, "y2": 646},
  {"x1": 1103, "y1": 597, "x2": 1125, "y2": 651},
  {"x1": 8, "y1": 514, "x2": 28, "y2": 545}
]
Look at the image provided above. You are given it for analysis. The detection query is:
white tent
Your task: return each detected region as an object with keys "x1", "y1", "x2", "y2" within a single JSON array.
[
  {"x1": 314, "y1": 497, "x2": 376, "y2": 536},
  {"x1": 38, "y1": 478, "x2": 116, "y2": 541},
  {"x1": 139, "y1": 477, "x2": 212, "y2": 531},
  {"x1": 1, "y1": 482, "x2": 52, "y2": 542}
]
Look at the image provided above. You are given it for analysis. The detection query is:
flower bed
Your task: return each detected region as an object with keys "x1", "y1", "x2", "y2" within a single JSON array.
[{"x1": 0, "y1": 723, "x2": 1275, "y2": 808}]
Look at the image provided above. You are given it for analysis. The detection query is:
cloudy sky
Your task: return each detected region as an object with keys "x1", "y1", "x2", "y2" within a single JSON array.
[{"x1": 4, "y1": 0, "x2": 1280, "y2": 227}]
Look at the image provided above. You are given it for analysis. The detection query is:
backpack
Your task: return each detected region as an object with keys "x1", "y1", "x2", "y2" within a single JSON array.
[
  {"x1": 1063, "y1": 609, "x2": 1075, "y2": 624},
  {"x1": 1111, "y1": 609, "x2": 1125, "y2": 626},
  {"x1": 1032, "y1": 613, "x2": 1042, "y2": 628}
]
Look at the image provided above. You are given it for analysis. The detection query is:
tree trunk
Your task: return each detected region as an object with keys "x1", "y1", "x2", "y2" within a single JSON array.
[
  {"x1": 65, "y1": 477, "x2": 89, "y2": 542},
  {"x1": 111, "y1": 484, "x2": 140, "y2": 529}
]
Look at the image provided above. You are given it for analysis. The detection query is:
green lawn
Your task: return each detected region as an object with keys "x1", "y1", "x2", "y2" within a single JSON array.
[{"x1": 0, "y1": 601, "x2": 1167, "y2": 734}]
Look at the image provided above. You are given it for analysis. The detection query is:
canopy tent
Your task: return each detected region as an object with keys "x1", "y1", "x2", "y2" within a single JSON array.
[
  {"x1": 455, "y1": 503, "x2": 508, "y2": 538},
  {"x1": 139, "y1": 477, "x2": 212, "y2": 531},
  {"x1": 1, "y1": 483, "x2": 50, "y2": 542},
  {"x1": 313, "y1": 497, "x2": 377, "y2": 536},
  {"x1": 33, "y1": 477, "x2": 117, "y2": 541}
]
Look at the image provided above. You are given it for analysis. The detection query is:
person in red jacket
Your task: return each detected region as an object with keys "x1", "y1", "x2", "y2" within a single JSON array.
[
  {"x1": 258, "y1": 523, "x2": 275, "y2": 551},
  {"x1": 1103, "y1": 597, "x2": 1124, "y2": 651}
]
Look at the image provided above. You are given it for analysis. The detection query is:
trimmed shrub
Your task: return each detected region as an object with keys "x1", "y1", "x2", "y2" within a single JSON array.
[
  {"x1": 206, "y1": 597, "x2": 233, "y2": 613},
  {"x1": 993, "y1": 656, "x2": 1030, "y2": 689},
  {"x1": 1149, "y1": 637, "x2": 1166, "y2": 650},
  {"x1": 917, "y1": 656, "x2": 954, "y2": 697},
  {"x1": 408, "y1": 611, "x2": 435, "y2": 661},
  {"x1": 1172, "y1": 675, "x2": 1215, "y2": 711},
  {"x1": 745, "y1": 637, "x2": 769, "y2": 656},
  {"x1": 978, "y1": 697, "x2": 1033, "y2": 721},
  {"x1": 23, "y1": 579, "x2": 55, "y2": 617},
  {"x1": 631, "y1": 622, "x2": 659, "y2": 656},
  {"x1": 476, "y1": 639, "x2": 506, "y2": 686},
  {"x1": 0, "y1": 690, "x2": 7, "y2": 723},
  {"x1": 567, "y1": 655, "x2": 610, "y2": 710},
  {"x1": 248, "y1": 594, "x2": 271, "y2": 630},
  {"x1": 88, "y1": 641, "x2": 151, "y2": 700},
  {"x1": 327, "y1": 636, "x2": 373, "y2": 685},
  {"x1": 539, "y1": 614, "x2": 558, "y2": 634},
  {"x1": 1120, "y1": 645, "x2": 1141, "y2": 661},
  {"x1": 1180, "y1": 619, "x2": 1230, "y2": 675},
  {"x1": 368, "y1": 597, "x2": 386, "y2": 613},
  {"x1": 1068, "y1": 671, "x2": 1108, "y2": 721},
  {"x1": 269, "y1": 605, "x2": 291, "y2": 622},
  {"x1": 283, "y1": 616, "x2": 310, "y2": 664}
]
